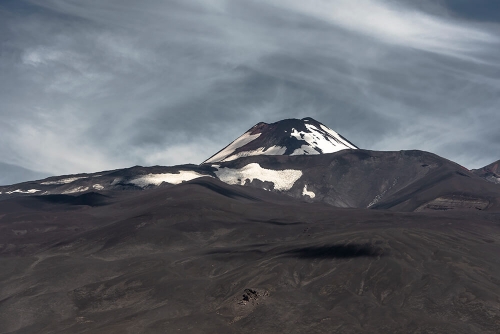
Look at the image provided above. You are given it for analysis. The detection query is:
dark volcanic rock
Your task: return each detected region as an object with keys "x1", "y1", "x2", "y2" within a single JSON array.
[
  {"x1": 213, "y1": 149, "x2": 500, "y2": 212},
  {"x1": 0, "y1": 179, "x2": 499, "y2": 333},
  {"x1": 2, "y1": 150, "x2": 500, "y2": 213},
  {"x1": 0, "y1": 164, "x2": 217, "y2": 199},
  {"x1": 473, "y1": 160, "x2": 500, "y2": 185}
]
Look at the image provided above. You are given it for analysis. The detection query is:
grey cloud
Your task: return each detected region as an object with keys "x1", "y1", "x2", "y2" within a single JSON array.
[
  {"x1": 1, "y1": 0, "x2": 500, "y2": 185},
  {"x1": 393, "y1": 0, "x2": 500, "y2": 23},
  {"x1": 439, "y1": 0, "x2": 500, "y2": 22}
]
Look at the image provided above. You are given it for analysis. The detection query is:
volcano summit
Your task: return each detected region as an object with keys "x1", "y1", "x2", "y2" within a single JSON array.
[{"x1": 203, "y1": 117, "x2": 357, "y2": 164}]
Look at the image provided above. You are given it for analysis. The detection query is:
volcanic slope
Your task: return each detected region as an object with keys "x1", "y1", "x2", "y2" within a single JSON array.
[
  {"x1": 0, "y1": 177, "x2": 499, "y2": 333},
  {"x1": 0, "y1": 164, "x2": 216, "y2": 199},
  {"x1": 2, "y1": 150, "x2": 500, "y2": 213},
  {"x1": 473, "y1": 160, "x2": 500, "y2": 185},
  {"x1": 1, "y1": 116, "x2": 499, "y2": 214},
  {"x1": 2, "y1": 148, "x2": 500, "y2": 213},
  {"x1": 211, "y1": 149, "x2": 500, "y2": 212},
  {"x1": 203, "y1": 117, "x2": 357, "y2": 164}
]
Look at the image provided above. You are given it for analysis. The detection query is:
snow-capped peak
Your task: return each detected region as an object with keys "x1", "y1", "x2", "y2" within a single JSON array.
[{"x1": 203, "y1": 117, "x2": 357, "y2": 164}]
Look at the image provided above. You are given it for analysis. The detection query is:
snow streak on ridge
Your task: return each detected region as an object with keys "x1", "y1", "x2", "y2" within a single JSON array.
[{"x1": 204, "y1": 131, "x2": 261, "y2": 164}]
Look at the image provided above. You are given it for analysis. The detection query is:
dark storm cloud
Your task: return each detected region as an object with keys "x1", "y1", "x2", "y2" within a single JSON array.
[{"x1": 1, "y1": 0, "x2": 500, "y2": 183}]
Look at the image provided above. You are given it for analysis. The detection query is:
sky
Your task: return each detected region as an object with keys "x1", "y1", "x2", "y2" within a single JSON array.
[{"x1": 1, "y1": 0, "x2": 500, "y2": 184}]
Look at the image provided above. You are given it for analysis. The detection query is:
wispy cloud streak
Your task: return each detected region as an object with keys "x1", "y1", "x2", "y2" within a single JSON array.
[{"x1": 0, "y1": 0, "x2": 499, "y2": 182}]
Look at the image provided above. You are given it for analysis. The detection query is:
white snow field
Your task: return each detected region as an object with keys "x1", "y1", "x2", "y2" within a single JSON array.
[
  {"x1": 214, "y1": 163, "x2": 302, "y2": 191},
  {"x1": 222, "y1": 145, "x2": 287, "y2": 162},
  {"x1": 290, "y1": 123, "x2": 356, "y2": 155},
  {"x1": 129, "y1": 171, "x2": 211, "y2": 187}
]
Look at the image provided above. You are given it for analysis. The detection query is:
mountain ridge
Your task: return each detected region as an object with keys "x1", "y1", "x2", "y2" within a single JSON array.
[
  {"x1": 473, "y1": 159, "x2": 500, "y2": 184},
  {"x1": 2, "y1": 148, "x2": 499, "y2": 213},
  {"x1": 0, "y1": 117, "x2": 499, "y2": 214}
]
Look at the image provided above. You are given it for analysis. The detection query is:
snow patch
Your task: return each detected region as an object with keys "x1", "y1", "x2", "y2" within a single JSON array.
[
  {"x1": 6, "y1": 189, "x2": 41, "y2": 194},
  {"x1": 367, "y1": 178, "x2": 398, "y2": 208},
  {"x1": 223, "y1": 145, "x2": 287, "y2": 162},
  {"x1": 41, "y1": 177, "x2": 87, "y2": 185},
  {"x1": 302, "y1": 185, "x2": 316, "y2": 198},
  {"x1": 367, "y1": 192, "x2": 385, "y2": 208},
  {"x1": 319, "y1": 124, "x2": 357, "y2": 149},
  {"x1": 290, "y1": 124, "x2": 356, "y2": 155},
  {"x1": 93, "y1": 184, "x2": 104, "y2": 190},
  {"x1": 214, "y1": 163, "x2": 302, "y2": 191},
  {"x1": 130, "y1": 171, "x2": 210, "y2": 187},
  {"x1": 62, "y1": 186, "x2": 89, "y2": 194},
  {"x1": 204, "y1": 131, "x2": 261, "y2": 163},
  {"x1": 110, "y1": 178, "x2": 122, "y2": 186},
  {"x1": 291, "y1": 145, "x2": 319, "y2": 156}
]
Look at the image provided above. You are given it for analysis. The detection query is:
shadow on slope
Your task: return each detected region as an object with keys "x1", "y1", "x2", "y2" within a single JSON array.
[
  {"x1": 1, "y1": 171, "x2": 500, "y2": 333},
  {"x1": 282, "y1": 243, "x2": 383, "y2": 259},
  {"x1": 186, "y1": 178, "x2": 261, "y2": 201},
  {"x1": 33, "y1": 192, "x2": 110, "y2": 207},
  {"x1": 207, "y1": 243, "x2": 383, "y2": 259}
]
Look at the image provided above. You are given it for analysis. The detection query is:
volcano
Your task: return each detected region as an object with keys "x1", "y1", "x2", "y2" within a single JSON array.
[
  {"x1": 203, "y1": 117, "x2": 357, "y2": 164},
  {"x1": 1, "y1": 117, "x2": 500, "y2": 333}
]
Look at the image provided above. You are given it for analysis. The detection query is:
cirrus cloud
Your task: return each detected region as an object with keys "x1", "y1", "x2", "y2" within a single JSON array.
[{"x1": 0, "y1": 0, "x2": 499, "y2": 183}]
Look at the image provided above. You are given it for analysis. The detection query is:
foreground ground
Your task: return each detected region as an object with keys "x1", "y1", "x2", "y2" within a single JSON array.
[{"x1": 1, "y1": 178, "x2": 499, "y2": 333}]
